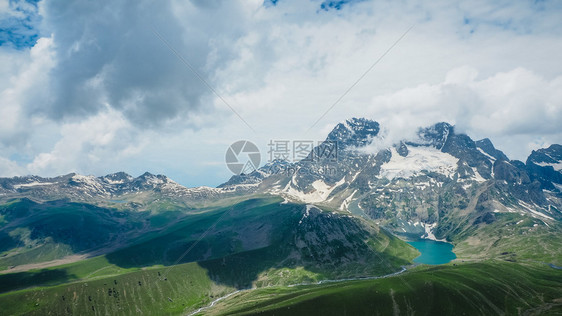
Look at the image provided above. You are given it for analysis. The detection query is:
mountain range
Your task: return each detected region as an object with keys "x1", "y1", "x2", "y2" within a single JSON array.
[{"x1": 0, "y1": 118, "x2": 561, "y2": 315}]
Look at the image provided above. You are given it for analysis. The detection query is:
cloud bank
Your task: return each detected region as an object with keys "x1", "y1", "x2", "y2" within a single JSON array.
[{"x1": 0, "y1": 0, "x2": 561, "y2": 186}]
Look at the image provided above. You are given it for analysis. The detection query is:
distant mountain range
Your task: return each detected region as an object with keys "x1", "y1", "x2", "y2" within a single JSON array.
[{"x1": 0, "y1": 171, "x2": 243, "y2": 205}]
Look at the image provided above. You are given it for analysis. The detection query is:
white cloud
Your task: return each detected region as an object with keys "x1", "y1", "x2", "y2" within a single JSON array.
[
  {"x1": 0, "y1": 0, "x2": 10, "y2": 14},
  {"x1": 0, "y1": 156, "x2": 24, "y2": 177},
  {"x1": 361, "y1": 66, "x2": 562, "y2": 160},
  {"x1": 0, "y1": 0, "x2": 27, "y2": 19},
  {"x1": 27, "y1": 107, "x2": 140, "y2": 176},
  {"x1": 0, "y1": 36, "x2": 54, "y2": 146}
]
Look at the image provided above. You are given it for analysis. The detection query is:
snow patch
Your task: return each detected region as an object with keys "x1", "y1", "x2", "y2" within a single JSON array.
[
  {"x1": 518, "y1": 201, "x2": 554, "y2": 221},
  {"x1": 144, "y1": 176, "x2": 165, "y2": 186},
  {"x1": 477, "y1": 148, "x2": 496, "y2": 162},
  {"x1": 420, "y1": 222, "x2": 447, "y2": 242},
  {"x1": 413, "y1": 181, "x2": 431, "y2": 190},
  {"x1": 71, "y1": 175, "x2": 106, "y2": 193},
  {"x1": 188, "y1": 186, "x2": 220, "y2": 192},
  {"x1": 13, "y1": 182, "x2": 55, "y2": 189},
  {"x1": 340, "y1": 189, "x2": 358, "y2": 212},
  {"x1": 380, "y1": 147, "x2": 458, "y2": 180},
  {"x1": 283, "y1": 178, "x2": 345, "y2": 203},
  {"x1": 535, "y1": 161, "x2": 562, "y2": 171},
  {"x1": 299, "y1": 204, "x2": 317, "y2": 224},
  {"x1": 470, "y1": 167, "x2": 486, "y2": 182}
]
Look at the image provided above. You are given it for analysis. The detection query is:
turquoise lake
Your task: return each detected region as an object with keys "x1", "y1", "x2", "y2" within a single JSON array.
[{"x1": 407, "y1": 239, "x2": 456, "y2": 265}]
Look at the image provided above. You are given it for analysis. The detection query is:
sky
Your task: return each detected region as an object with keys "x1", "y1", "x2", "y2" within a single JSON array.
[{"x1": 0, "y1": 0, "x2": 562, "y2": 187}]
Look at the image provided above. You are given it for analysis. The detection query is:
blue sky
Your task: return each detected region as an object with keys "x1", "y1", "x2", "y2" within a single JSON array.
[
  {"x1": 1, "y1": 0, "x2": 562, "y2": 187},
  {"x1": 0, "y1": 0, "x2": 40, "y2": 49}
]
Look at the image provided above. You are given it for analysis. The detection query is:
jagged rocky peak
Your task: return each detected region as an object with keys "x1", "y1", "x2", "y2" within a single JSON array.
[
  {"x1": 132, "y1": 172, "x2": 171, "y2": 187},
  {"x1": 139, "y1": 171, "x2": 156, "y2": 178},
  {"x1": 527, "y1": 144, "x2": 562, "y2": 166},
  {"x1": 526, "y1": 144, "x2": 562, "y2": 191},
  {"x1": 475, "y1": 138, "x2": 509, "y2": 161},
  {"x1": 137, "y1": 171, "x2": 170, "y2": 181},
  {"x1": 325, "y1": 118, "x2": 380, "y2": 148},
  {"x1": 68, "y1": 174, "x2": 102, "y2": 186},
  {"x1": 100, "y1": 172, "x2": 134, "y2": 184},
  {"x1": 411, "y1": 122, "x2": 452, "y2": 149},
  {"x1": 493, "y1": 159, "x2": 531, "y2": 184},
  {"x1": 395, "y1": 141, "x2": 409, "y2": 157}
]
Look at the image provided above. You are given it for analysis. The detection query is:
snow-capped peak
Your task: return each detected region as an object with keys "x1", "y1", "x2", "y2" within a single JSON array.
[{"x1": 325, "y1": 117, "x2": 380, "y2": 149}]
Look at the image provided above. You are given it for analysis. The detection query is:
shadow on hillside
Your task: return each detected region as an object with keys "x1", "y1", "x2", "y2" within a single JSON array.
[
  {"x1": 196, "y1": 247, "x2": 411, "y2": 290},
  {"x1": 0, "y1": 268, "x2": 77, "y2": 293},
  {"x1": 103, "y1": 198, "x2": 414, "y2": 290},
  {"x1": 1, "y1": 199, "x2": 148, "y2": 255},
  {"x1": 0, "y1": 232, "x2": 18, "y2": 253}
]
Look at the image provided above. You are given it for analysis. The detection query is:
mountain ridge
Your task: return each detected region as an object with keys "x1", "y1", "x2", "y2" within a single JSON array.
[
  {"x1": 1, "y1": 118, "x2": 561, "y2": 251},
  {"x1": 1, "y1": 118, "x2": 560, "y2": 197},
  {"x1": 2, "y1": 118, "x2": 561, "y2": 223}
]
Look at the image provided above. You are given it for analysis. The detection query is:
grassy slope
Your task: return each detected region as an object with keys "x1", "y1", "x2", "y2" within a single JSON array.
[
  {"x1": 0, "y1": 199, "x2": 147, "y2": 270},
  {"x1": 0, "y1": 255, "x2": 142, "y2": 294},
  {"x1": 0, "y1": 261, "x2": 233, "y2": 316},
  {"x1": 0, "y1": 196, "x2": 418, "y2": 315},
  {"x1": 452, "y1": 213, "x2": 562, "y2": 266},
  {"x1": 0, "y1": 198, "x2": 292, "y2": 294},
  {"x1": 205, "y1": 261, "x2": 562, "y2": 316}
]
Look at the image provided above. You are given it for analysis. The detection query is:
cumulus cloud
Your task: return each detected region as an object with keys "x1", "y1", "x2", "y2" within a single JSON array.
[
  {"x1": 36, "y1": 0, "x2": 252, "y2": 127},
  {"x1": 0, "y1": 36, "x2": 54, "y2": 146},
  {"x1": 360, "y1": 66, "x2": 562, "y2": 160},
  {"x1": 0, "y1": 156, "x2": 25, "y2": 176},
  {"x1": 26, "y1": 106, "x2": 141, "y2": 175}
]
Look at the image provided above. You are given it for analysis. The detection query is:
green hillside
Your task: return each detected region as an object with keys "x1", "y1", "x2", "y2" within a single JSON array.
[
  {"x1": 203, "y1": 261, "x2": 562, "y2": 316},
  {"x1": 0, "y1": 196, "x2": 418, "y2": 315}
]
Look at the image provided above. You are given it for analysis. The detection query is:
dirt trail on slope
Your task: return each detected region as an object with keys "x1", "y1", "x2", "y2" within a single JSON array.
[{"x1": 0, "y1": 254, "x2": 88, "y2": 274}]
